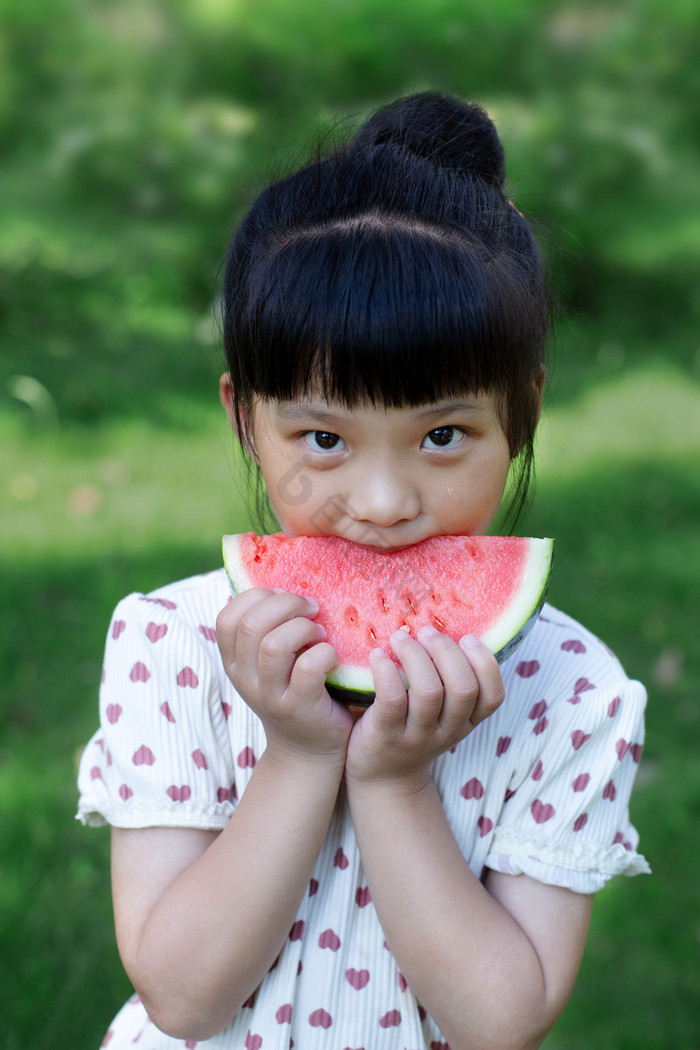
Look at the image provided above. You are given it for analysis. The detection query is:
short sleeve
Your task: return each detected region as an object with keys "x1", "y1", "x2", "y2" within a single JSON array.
[
  {"x1": 485, "y1": 678, "x2": 650, "y2": 893},
  {"x1": 77, "y1": 588, "x2": 242, "y2": 830}
]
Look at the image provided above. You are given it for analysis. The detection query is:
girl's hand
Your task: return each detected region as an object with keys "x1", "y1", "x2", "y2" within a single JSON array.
[
  {"x1": 216, "y1": 588, "x2": 353, "y2": 766},
  {"x1": 345, "y1": 627, "x2": 505, "y2": 790}
]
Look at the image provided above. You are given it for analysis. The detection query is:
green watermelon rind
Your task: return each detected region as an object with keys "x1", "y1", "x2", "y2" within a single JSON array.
[
  {"x1": 222, "y1": 534, "x2": 554, "y2": 708},
  {"x1": 323, "y1": 539, "x2": 553, "y2": 705}
]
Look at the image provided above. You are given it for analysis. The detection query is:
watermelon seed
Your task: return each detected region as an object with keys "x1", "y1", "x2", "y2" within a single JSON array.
[
  {"x1": 407, "y1": 597, "x2": 418, "y2": 615},
  {"x1": 433, "y1": 615, "x2": 445, "y2": 630},
  {"x1": 369, "y1": 627, "x2": 377, "y2": 642}
]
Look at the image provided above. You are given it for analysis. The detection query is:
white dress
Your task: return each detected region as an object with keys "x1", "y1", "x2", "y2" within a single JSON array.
[{"x1": 77, "y1": 569, "x2": 649, "y2": 1050}]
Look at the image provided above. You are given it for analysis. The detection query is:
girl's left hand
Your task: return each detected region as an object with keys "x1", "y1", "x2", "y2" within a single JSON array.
[{"x1": 345, "y1": 627, "x2": 505, "y2": 790}]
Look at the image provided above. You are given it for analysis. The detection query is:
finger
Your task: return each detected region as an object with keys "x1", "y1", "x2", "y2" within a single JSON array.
[
  {"x1": 368, "y1": 647, "x2": 409, "y2": 731},
  {"x1": 389, "y1": 630, "x2": 445, "y2": 727},
  {"x1": 216, "y1": 588, "x2": 275, "y2": 666},
  {"x1": 286, "y1": 641, "x2": 340, "y2": 704},
  {"x1": 257, "y1": 617, "x2": 328, "y2": 691},
  {"x1": 226, "y1": 592, "x2": 321, "y2": 677},
  {"x1": 458, "y1": 635, "x2": 506, "y2": 725},
  {"x1": 416, "y1": 626, "x2": 479, "y2": 724}
]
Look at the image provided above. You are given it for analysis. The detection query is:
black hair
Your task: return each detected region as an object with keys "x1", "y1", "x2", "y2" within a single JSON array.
[{"x1": 222, "y1": 91, "x2": 549, "y2": 530}]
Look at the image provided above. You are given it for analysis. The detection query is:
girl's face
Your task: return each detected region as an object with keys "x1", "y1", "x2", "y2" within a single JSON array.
[{"x1": 221, "y1": 378, "x2": 512, "y2": 546}]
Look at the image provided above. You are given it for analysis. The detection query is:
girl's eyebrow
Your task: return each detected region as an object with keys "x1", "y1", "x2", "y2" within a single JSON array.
[
  {"x1": 414, "y1": 400, "x2": 485, "y2": 417},
  {"x1": 275, "y1": 400, "x2": 486, "y2": 425},
  {"x1": 274, "y1": 403, "x2": 347, "y2": 426}
]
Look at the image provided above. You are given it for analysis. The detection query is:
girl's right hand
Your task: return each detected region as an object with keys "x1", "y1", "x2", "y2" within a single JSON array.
[{"x1": 216, "y1": 588, "x2": 353, "y2": 765}]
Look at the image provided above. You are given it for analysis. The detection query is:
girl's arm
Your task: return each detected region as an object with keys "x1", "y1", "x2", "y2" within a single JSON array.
[
  {"x1": 345, "y1": 629, "x2": 593, "y2": 1050},
  {"x1": 111, "y1": 589, "x2": 352, "y2": 1041}
]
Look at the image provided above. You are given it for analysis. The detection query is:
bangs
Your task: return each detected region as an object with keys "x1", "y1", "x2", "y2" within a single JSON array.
[{"x1": 231, "y1": 216, "x2": 545, "y2": 409}]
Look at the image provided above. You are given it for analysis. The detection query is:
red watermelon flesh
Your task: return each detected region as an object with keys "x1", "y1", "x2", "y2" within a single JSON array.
[{"x1": 222, "y1": 533, "x2": 553, "y2": 706}]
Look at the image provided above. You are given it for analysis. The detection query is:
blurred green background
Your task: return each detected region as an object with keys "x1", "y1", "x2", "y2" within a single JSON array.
[{"x1": 1, "y1": 0, "x2": 698, "y2": 1047}]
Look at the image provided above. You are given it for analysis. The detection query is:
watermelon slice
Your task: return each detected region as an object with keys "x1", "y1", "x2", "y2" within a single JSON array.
[{"x1": 222, "y1": 533, "x2": 553, "y2": 706}]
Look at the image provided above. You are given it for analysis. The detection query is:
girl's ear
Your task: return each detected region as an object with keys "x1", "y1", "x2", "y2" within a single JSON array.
[{"x1": 219, "y1": 373, "x2": 258, "y2": 459}]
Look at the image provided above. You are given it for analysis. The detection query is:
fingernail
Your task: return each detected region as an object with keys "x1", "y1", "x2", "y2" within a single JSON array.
[
  {"x1": 390, "y1": 628, "x2": 410, "y2": 643},
  {"x1": 272, "y1": 587, "x2": 286, "y2": 593},
  {"x1": 418, "y1": 624, "x2": 439, "y2": 639},
  {"x1": 459, "y1": 634, "x2": 481, "y2": 651},
  {"x1": 305, "y1": 597, "x2": 320, "y2": 613}
]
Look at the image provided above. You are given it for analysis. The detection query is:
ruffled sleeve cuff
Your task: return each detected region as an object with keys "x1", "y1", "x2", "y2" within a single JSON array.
[{"x1": 486, "y1": 826, "x2": 651, "y2": 894}]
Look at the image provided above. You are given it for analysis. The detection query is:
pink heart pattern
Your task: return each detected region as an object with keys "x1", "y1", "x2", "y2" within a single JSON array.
[
  {"x1": 334, "y1": 847, "x2": 349, "y2": 869},
  {"x1": 379, "y1": 1010, "x2": 401, "y2": 1028},
  {"x1": 573, "y1": 813, "x2": 588, "y2": 832},
  {"x1": 531, "y1": 799, "x2": 555, "y2": 824},
  {"x1": 572, "y1": 773, "x2": 590, "y2": 792},
  {"x1": 244, "y1": 1033, "x2": 262, "y2": 1050},
  {"x1": 355, "y1": 886, "x2": 371, "y2": 908},
  {"x1": 132, "y1": 745, "x2": 155, "y2": 766},
  {"x1": 192, "y1": 749, "x2": 208, "y2": 770},
  {"x1": 160, "y1": 701, "x2": 176, "y2": 723},
  {"x1": 129, "y1": 661, "x2": 150, "y2": 683},
  {"x1": 237, "y1": 747, "x2": 256, "y2": 769},
  {"x1": 198, "y1": 624, "x2": 217, "y2": 642},
  {"x1": 477, "y1": 816, "x2": 494, "y2": 837},
  {"x1": 145, "y1": 621, "x2": 168, "y2": 643},
  {"x1": 176, "y1": 666, "x2": 198, "y2": 688},
  {"x1": 345, "y1": 968, "x2": 370, "y2": 990},
  {"x1": 528, "y1": 700, "x2": 547, "y2": 720},
  {"x1": 106, "y1": 704, "x2": 122, "y2": 724},
  {"x1": 112, "y1": 619, "x2": 126, "y2": 640},
  {"x1": 561, "y1": 639, "x2": 586, "y2": 653},
  {"x1": 571, "y1": 730, "x2": 591, "y2": 751},
  {"x1": 139, "y1": 596, "x2": 177, "y2": 610},
  {"x1": 496, "y1": 736, "x2": 511, "y2": 757},
  {"x1": 276, "y1": 1003, "x2": 292, "y2": 1023},
  {"x1": 289, "y1": 920, "x2": 305, "y2": 941},
  {"x1": 309, "y1": 1009, "x2": 333, "y2": 1029},
  {"x1": 615, "y1": 738, "x2": 629, "y2": 761},
  {"x1": 319, "y1": 929, "x2": 341, "y2": 951},
  {"x1": 460, "y1": 777, "x2": 485, "y2": 800},
  {"x1": 516, "y1": 659, "x2": 540, "y2": 678},
  {"x1": 167, "y1": 785, "x2": 191, "y2": 802}
]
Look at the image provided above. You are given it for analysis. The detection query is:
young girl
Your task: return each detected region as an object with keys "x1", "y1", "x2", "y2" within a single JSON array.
[{"x1": 77, "y1": 91, "x2": 649, "y2": 1050}]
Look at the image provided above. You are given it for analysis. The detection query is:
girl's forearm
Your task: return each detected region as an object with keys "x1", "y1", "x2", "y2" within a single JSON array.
[
  {"x1": 127, "y1": 750, "x2": 345, "y2": 1040},
  {"x1": 346, "y1": 776, "x2": 552, "y2": 1050}
]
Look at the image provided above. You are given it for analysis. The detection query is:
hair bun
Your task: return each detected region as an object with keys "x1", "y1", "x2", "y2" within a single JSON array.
[{"x1": 350, "y1": 91, "x2": 505, "y2": 188}]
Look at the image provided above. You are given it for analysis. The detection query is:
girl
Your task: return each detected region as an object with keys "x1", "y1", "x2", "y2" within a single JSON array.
[{"x1": 77, "y1": 92, "x2": 649, "y2": 1050}]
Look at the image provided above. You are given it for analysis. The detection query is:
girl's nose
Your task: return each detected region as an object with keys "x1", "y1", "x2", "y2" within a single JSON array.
[{"x1": 347, "y1": 470, "x2": 420, "y2": 528}]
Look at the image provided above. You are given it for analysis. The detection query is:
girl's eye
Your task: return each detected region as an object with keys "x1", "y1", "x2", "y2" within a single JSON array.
[
  {"x1": 304, "y1": 430, "x2": 346, "y2": 452},
  {"x1": 422, "y1": 426, "x2": 464, "y2": 450}
]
